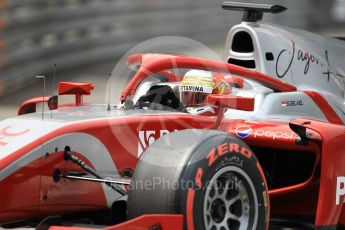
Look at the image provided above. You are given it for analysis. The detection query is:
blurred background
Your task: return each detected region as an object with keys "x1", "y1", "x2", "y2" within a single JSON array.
[{"x1": 0, "y1": 0, "x2": 342, "y2": 120}]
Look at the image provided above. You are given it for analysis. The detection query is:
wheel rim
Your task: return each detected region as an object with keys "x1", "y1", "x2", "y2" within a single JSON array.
[{"x1": 203, "y1": 166, "x2": 258, "y2": 230}]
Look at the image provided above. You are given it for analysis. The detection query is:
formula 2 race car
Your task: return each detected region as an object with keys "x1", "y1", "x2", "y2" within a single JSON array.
[{"x1": 1, "y1": 2, "x2": 345, "y2": 230}]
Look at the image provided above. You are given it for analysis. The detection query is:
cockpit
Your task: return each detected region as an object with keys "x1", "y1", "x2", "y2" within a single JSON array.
[{"x1": 127, "y1": 67, "x2": 271, "y2": 118}]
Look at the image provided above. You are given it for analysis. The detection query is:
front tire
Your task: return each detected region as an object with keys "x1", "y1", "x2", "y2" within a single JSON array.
[{"x1": 127, "y1": 129, "x2": 269, "y2": 230}]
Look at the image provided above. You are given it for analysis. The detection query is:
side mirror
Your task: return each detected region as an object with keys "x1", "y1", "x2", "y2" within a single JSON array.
[
  {"x1": 18, "y1": 95, "x2": 58, "y2": 115},
  {"x1": 207, "y1": 94, "x2": 255, "y2": 111},
  {"x1": 59, "y1": 82, "x2": 94, "y2": 106}
]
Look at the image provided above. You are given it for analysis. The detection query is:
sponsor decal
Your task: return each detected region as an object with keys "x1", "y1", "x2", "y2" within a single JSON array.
[
  {"x1": 336, "y1": 177, "x2": 345, "y2": 205},
  {"x1": 254, "y1": 129, "x2": 294, "y2": 140},
  {"x1": 276, "y1": 40, "x2": 345, "y2": 83},
  {"x1": 0, "y1": 126, "x2": 30, "y2": 148},
  {"x1": 137, "y1": 130, "x2": 175, "y2": 156},
  {"x1": 236, "y1": 126, "x2": 294, "y2": 140},
  {"x1": 179, "y1": 85, "x2": 213, "y2": 94},
  {"x1": 281, "y1": 100, "x2": 303, "y2": 107},
  {"x1": 235, "y1": 126, "x2": 252, "y2": 138}
]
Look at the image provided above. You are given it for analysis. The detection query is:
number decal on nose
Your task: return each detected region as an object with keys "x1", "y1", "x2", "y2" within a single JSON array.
[
  {"x1": 0, "y1": 126, "x2": 30, "y2": 148},
  {"x1": 2, "y1": 126, "x2": 30, "y2": 137}
]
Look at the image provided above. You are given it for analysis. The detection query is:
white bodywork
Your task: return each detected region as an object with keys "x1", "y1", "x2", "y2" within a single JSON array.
[
  {"x1": 224, "y1": 21, "x2": 345, "y2": 121},
  {"x1": 225, "y1": 22, "x2": 345, "y2": 97}
]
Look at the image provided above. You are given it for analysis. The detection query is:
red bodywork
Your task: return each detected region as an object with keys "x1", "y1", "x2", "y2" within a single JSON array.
[{"x1": 1, "y1": 53, "x2": 344, "y2": 229}]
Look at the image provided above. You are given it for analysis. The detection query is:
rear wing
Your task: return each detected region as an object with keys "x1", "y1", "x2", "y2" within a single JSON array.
[{"x1": 222, "y1": 1, "x2": 287, "y2": 22}]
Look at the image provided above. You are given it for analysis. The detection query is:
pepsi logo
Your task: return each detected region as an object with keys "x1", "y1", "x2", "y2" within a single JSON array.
[{"x1": 236, "y1": 126, "x2": 252, "y2": 138}]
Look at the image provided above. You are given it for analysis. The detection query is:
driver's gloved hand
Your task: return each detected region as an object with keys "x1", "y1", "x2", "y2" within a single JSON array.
[{"x1": 136, "y1": 85, "x2": 185, "y2": 112}]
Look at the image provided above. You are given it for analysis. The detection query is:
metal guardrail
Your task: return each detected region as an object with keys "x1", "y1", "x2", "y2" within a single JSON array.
[{"x1": 0, "y1": 0, "x2": 232, "y2": 96}]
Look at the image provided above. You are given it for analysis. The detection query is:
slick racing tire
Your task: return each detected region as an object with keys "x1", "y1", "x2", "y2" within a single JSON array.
[{"x1": 127, "y1": 129, "x2": 269, "y2": 230}]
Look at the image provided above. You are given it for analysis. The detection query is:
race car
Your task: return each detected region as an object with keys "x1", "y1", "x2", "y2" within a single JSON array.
[{"x1": 1, "y1": 2, "x2": 345, "y2": 230}]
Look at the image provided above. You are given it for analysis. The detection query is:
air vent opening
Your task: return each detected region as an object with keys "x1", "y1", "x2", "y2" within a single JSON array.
[
  {"x1": 253, "y1": 147, "x2": 316, "y2": 190},
  {"x1": 231, "y1": 31, "x2": 254, "y2": 53},
  {"x1": 228, "y1": 58, "x2": 256, "y2": 68}
]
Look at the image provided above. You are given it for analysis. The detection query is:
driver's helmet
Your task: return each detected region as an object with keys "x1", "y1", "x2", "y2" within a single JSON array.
[{"x1": 179, "y1": 70, "x2": 231, "y2": 107}]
